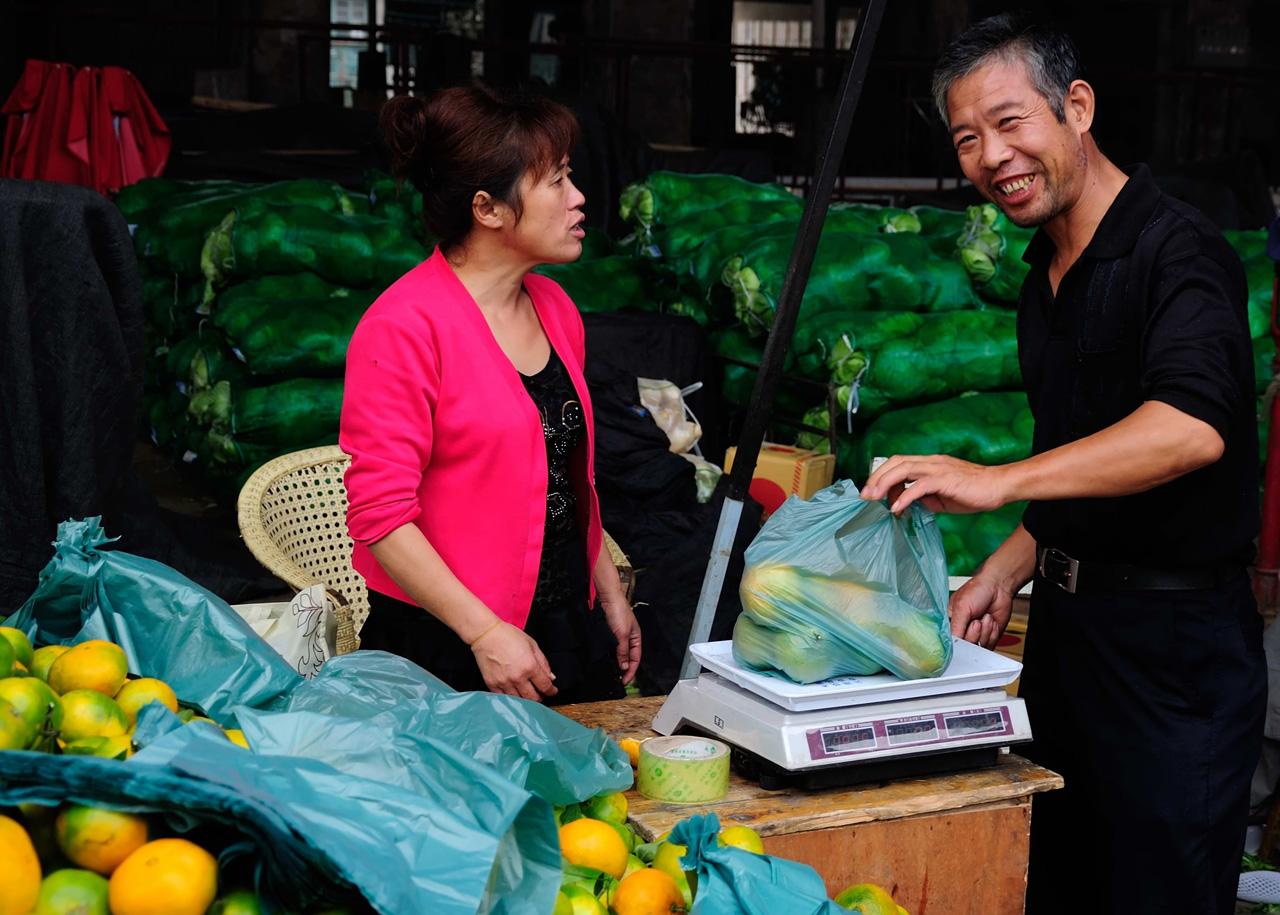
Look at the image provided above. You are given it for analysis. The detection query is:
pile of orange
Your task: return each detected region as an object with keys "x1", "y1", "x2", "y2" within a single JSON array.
[{"x1": 0, "y1": 627, "x2": 250, "y2": 758}]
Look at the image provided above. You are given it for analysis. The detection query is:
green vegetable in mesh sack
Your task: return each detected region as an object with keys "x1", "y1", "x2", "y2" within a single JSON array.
[
  {"x1": 833, "y1": 310, "x2": 1021, "y2": 419},
  {"x1": 936, "y1": 501, "x2": 1027, "y2": 576},
  {"x1": 165, "y1": 330, "x2": 247, "y2": 393},
  {"x1": 645, "y1": 197, "x2": 803, "y2": 260},
  {"x1": 201, "y1": 206, "x2": 428, "y2": 299},
  {"x1": 114, "y1": 177, "x2": 247, "y2": 223},
  {"x1": 141, "y1": 272, "x2": 205, "y2": 337},
  {"x1": 789, "y1": 310, "x2": 924, "y2": 383},
  {"x1": 578, "y1": 226, "x2": 616, "y2": 261},
  {"x1": 873, "y1": 234, "x2": 984, "y2": 312},
  {"x1": 792, "y1": 405, "x2": 862, "y2": 479},
  {"x1": 135, "y1": 180, "x2": 359, "y2": 278},
  {"x1": 1224, "y1": 228, "x2": 1269, "y2": 264},
  {"x1": 956, "y1": 203, "x2": 1033, "y2": 304},
  {"x1": 189, "y1": 377, "x2": 344, "y2": 449},
  {"x1": 712, "y1": 326, "x2": 812, "y2": 415},
  {"x1": 911, "y1": 205, "x2": 970, "y2": 239},
  {"x1": 855, "y1": 391, "x2": 1034, "y2": 482},
  {"x1": 735, "y1": 480, "x2": 952, "y2": 681},
  {"x1": 618, "y1": 170, "x2": 795, "y2": 230},
  {"x1": 876, "y1": 207, "x2": 922, "y2": 234},
  {"x1": 1246, "y1": 256, "x2": 1275, "y2": 340},
  {"x1": 533, "y1": 255, "x2": 653, "y2": 313},
  {"x1": 1256, "y1": 335, "x2": 1275, "y2": 395},
  {"x1": 213, "y1": 274, "x2": 377, "y2": 376}
]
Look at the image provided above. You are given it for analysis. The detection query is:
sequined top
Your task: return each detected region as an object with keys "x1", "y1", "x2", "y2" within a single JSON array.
[{"x1": 519, "y1": 347, "x2": 588, "y2": 607}]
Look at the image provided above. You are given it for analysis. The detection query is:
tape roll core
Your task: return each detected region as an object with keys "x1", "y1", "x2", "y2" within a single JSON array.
[{"x1": 637, "y1": 736, "x2": 730, "y2": 804}]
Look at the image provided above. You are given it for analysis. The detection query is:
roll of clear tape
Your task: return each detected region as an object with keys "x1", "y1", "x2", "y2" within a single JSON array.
[{"x1": 637, "y1": 736, "x2": 730, "y2": 804}]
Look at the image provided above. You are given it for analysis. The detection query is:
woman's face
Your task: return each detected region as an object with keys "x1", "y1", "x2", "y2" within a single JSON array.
[{"x1": 506, "y1": 156, "x2": 586, "y2": 265}]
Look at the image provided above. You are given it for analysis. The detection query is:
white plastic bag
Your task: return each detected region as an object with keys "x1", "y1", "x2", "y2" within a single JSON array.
[{"x1": 231, "y1": 585, "x2": 336, "y2": 678}]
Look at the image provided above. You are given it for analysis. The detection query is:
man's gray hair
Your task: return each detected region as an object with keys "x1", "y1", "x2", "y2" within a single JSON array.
[{"x1": 932, "y1": 14, "x2": 1082, "y2": 125}]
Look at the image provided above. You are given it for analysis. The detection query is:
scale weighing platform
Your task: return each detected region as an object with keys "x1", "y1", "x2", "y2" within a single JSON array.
[{"x1": 653, "y1": 638, "x2": 1032, "y2": 790}]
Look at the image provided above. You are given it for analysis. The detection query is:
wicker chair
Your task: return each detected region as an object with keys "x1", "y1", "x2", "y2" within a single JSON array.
[{"x1": 237, "y1": 445, "x2": 634, "y2": 654}]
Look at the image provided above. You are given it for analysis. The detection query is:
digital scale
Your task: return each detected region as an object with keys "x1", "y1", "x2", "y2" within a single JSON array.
[{"x1": 653, "y1": 638, "x2": 1032, "y2": 790}]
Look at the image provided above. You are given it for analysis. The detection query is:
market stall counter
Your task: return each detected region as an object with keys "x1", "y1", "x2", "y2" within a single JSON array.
[{"x1": 559, "y1": 695, "x2": 1063, "y2": 915}]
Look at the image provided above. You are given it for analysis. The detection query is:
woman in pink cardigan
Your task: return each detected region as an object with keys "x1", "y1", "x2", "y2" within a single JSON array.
[{"x1": 339, "y1": 85, "x2": 641, "y2": 704}]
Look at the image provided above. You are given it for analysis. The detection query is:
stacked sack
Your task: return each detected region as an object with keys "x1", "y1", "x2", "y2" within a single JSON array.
[{"x1": 115, "y1": 174, "x2": 431, "y2": 496}]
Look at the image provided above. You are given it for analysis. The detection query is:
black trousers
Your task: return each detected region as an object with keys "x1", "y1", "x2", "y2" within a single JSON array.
[
  {"x1": 1020, "y1": 573, "x2": 1265, "y2": 914},
  {"x1": 360, "y1": 589, "x2": 625, "y2": 706}
]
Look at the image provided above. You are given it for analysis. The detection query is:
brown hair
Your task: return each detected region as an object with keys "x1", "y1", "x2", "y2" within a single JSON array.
[{"x1": 381, "y1": 84, "x2": 580, "y2": 252}]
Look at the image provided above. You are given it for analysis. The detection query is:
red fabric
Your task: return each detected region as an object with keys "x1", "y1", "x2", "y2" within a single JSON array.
[{"x1": 1, "y1": 60, "x2": 170, "y2": 194}]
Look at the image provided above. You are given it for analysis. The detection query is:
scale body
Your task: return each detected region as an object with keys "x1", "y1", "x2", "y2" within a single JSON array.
[{"x1": 653, "y1": 638, "x2": 1032, "y2": 789}]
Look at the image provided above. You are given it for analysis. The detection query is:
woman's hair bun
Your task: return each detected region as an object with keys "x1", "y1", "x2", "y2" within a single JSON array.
[{"x1": 380, "y1": 94, "x2": 432, "y2": 185}]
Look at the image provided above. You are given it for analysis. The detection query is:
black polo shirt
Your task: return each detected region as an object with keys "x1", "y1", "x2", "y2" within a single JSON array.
[{"x1": 1018, "y1": 164, "x2": 1259, "y2": 569}]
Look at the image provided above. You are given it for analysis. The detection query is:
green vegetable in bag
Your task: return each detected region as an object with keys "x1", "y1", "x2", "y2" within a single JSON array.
[
  {"x1": 533, "y1": 255, "x2": 653, "y2": 313},
  {"x1": 213, "y1": 275, "x2": 377, "y2": 376},
  {"x1": 735, "y1": 481, "x2": 952, "y2": 681},
  {"x1": 618, "y1": 171, "x2": 795, "y2": 230},
  {"x1": 956, "y1": 203, "x2": 1033, "y2": 304},
  {"x1": 189, "y1": 377, "x2": 344, "y2": 449},
  {"x1": 937, "y1": 502, "x2": 1027, "y2": 576},
  {"x1": 855, "y1": 391, "x2": 1034, "y2": 482}
]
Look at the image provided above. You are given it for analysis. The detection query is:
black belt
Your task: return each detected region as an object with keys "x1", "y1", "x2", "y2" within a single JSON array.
[{"x1": 1035, "y1": 547, "x2": 1240, "y2": 594}]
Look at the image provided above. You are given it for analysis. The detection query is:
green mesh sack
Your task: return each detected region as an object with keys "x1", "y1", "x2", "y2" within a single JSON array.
[
  {"x1": 115, "y1": 178, "x2": 248, "y2": 223},
  {"x1": 788, "y1": 311, "x2": 925, "y2": 384},
  {"x1": 188, "y1": 377, "x2": 344, "y2": 450},
  {"x1": 164, "y1": 330, "x2": 248, "y2": 393},
  {"x1": 201, "y1": 207, "x2": 428, "y2": 299},
  {"x1": 1257, "y1": 335, "x2": 1275, "y2": 396},
  {"x1": 854, "y1": 391, "x2": 1034, "y2": 482},
  {"x1": 645, "y1": 198, "x2": 804, "y2": 260},
  {"x1": 213, "y1": 275, "x2": 377, "y2": 376},
  {"x1": 141, "y1": 272, "x2": 206, "y2": 338},
  {"x1": 832, "y1": 310, "x2": 1021, "y2": 419},
  {"x1": 618, "y1": 171, "x2": 796, "y2": 232},
  {"x1": 936, "y1": 501, "x2": 1028, "y2": 576},
  {"x1": 1224, "y1": 228, "x2": 1269, "y2": 264},
  {"x1": 1246, "y1": 256, "x2": 1274, "y2": 340},
  {"x1": 956, "y1": 204, "x2": 1033, "y2": 305},
  {"x1": 533, "y1": 255, "x2": 655, "y2": 313}
]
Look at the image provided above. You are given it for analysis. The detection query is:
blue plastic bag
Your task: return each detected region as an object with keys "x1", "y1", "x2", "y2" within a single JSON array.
[
  {"x1": 733, "y1": 480, "x2": 951, "y2": 682},
  {"x1": 670, "y1": 813, "x2": 845, "y2": 915},
  {"x1": 2, "y1": 518, "x2": 301, "y2": 720}
]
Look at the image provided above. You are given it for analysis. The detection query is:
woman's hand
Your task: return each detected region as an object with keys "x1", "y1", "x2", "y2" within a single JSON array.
[
  {"x1": 470, "y1": 621, "x2": 559, "y2": 702},
  {"x1": 599, "y1": 591, "x2": 642, "y2": 686}
]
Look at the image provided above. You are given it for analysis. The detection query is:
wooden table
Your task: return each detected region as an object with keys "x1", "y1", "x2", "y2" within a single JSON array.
[{"x1": 558, "y1": 696, "x2": 1062, "y2": 915}]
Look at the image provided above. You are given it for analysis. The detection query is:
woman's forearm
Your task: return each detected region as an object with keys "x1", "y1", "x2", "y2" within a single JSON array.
[
  {"x1": 592, "y1": 540, "x2": 627, "y2": 603},
  {"x1": 366, "y1": 524, "x2": 499, "y2": 644}
]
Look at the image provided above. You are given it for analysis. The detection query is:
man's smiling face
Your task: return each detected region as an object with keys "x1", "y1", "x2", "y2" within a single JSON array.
[{"x1": 946, "y1": 56, "x2": 1088, "y2": 228}]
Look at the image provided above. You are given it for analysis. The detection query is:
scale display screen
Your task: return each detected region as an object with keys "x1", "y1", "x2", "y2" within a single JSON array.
[{"x1": 805, "y1": 705, "x2": 1015, "y2": 761}]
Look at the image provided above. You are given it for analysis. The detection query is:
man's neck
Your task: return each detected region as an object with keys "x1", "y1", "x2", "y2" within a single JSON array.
[{"x1": 1042, "y1": 143, "x2": 1129, "y2": 268}]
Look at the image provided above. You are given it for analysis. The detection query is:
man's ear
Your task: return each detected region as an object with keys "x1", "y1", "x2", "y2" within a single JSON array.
[
  {"x1": 472, "y1": 191, "x2": 506, "y2": 230},
  {"x1": 1064, "y1": 79, "x2": 1095, "y2": 135}
]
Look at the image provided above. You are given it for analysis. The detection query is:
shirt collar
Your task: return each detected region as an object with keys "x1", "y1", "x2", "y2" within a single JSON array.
[{"x1": 1020, "y1": 163, "x2": 1160, "y2": 268}]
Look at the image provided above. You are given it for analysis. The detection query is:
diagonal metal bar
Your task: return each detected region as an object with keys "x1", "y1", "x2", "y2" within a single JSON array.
[{"x1": 679, "y1": 0, "x2": 888, "y2": 681}]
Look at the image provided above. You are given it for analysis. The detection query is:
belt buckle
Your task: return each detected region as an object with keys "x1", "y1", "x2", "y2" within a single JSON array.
[{"x1": 1039, "y1": 547, "x2": 1080, "y2": 594}]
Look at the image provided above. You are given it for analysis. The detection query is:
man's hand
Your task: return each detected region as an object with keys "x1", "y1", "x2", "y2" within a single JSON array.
[
  {"x1": 470, "y1": 622, "x2": 559, "y2": 701},
  {"x1": 599, "y1": 592, "x2": 642, "y2": 686},
  {"x1": 861, "y1": 454, "x2": 1012, "y2": 515},
  {"x1": 949, "y1": 575, "x2": 1015, "y2": 649}
]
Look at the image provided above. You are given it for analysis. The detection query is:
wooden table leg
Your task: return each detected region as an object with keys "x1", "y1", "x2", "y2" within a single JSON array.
[{"x1": 761, "y1": 797, "x2": 1032, "y2": 915}]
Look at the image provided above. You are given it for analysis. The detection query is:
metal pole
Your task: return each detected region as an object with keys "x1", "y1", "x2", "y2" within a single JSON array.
[{"x1": 678, "y1": 0, "x2": 888, "y2": 681}]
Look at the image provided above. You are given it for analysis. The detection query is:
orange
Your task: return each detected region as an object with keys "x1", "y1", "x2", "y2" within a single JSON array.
[
  {"x1": 0, "y1": 637, "x2": 13, "y2": 679},
  {"x1": 583, "y1": 790, "x2": 629, "y2": 825},
  {"x1": 0, "y1": 695, "x2": 37, "y2": 751},
  {"x1": 558, "y1": 884, "x2": 607, "y2": 915},
  {"x1": 618, "y1": 738, "x2": 642, "y2": 768},
  {"x1": 56, "y1": 805, "x2": 149, "y2": 875},
  {"x1": 0, "y1": 814, "x2": 41, "y2": 915},
  {"x1": 48, "y1": 641, "x2": 129, "y2": 697},
  {"x1": 0, "y1": 677, "x2": 62, "y2": 748},
  {"x1": 29, "y1": 645, "x2": 69, "y2": 683},
  {"x1": 0, "y1": 628, "x2": 33, "y2": 669},
  {"x1": 209, "y1": 889, "x2": 264, "y2": 914},
  {"x1": 11, "y1": 662, "x2": 28, "y2": 677},
  {"x1": 112, "y1": 678, "x2": 178, "y2": 726},
  {"x1": 612, "y1": 867, "x2": 688, "y2": 915},
  {"x1": 650, "y1": 842, "x2": 695, "y2": 908},
  {"x1": 108, "y1": 838, "x2": 218, "y2": 915},
  {"x1": 33, "y1": 868, "x2": 109, "y2": 914},
  {"x1": 62, "y1": 735, "x2": 132, "y2": 760},
  {"x1": 717, "y1": 824, "x2": 765, "y2": 854},
  {"x1": 559, "y1": 817, "x2": 629, "y2": 879},
  {"x1": 223, "y1": 728, "x2": 250, "y2": 750},
  {"x1": 833, "y1": 882, "x2": 900, "y2": 915},
  {"x1": 58, "y1": 690, "x2": 129, "y2": 742}
]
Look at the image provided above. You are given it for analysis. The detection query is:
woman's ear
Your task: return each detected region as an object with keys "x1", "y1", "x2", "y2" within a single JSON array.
[{"x1": 471, "y1": 190, "x2": 506, "y2": 230}]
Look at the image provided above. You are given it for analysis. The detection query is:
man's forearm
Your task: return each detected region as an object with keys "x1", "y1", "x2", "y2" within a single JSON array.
[
  {"x1": 1000, "y1": 400, "x2": 1223, "y2": 503},
  {"x1": 976, "y1": 524, "x2": 1037, "y2": 592}
]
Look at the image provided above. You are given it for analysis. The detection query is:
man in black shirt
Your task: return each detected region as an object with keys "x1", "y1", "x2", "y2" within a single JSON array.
[{"x1": 862, "y1": 15, "x2": 1265, "y2": 915}]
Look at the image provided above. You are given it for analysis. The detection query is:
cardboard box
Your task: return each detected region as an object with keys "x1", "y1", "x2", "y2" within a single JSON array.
[{"x1": 723, "y1": 443, "x2": 835, "y2": 518}]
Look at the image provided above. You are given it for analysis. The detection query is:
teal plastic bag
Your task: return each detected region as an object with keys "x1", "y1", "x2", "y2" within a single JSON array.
[
  {"x1": 670, "y1": 813, "x2": 844, "y2": 915},
  {"x1": 2, "y1": 518, "x2": 300, "y2": 720},
  {"x1": 2, "y1": 709, "x2": 560, "y2": 915},
  {"x1": 236, "y1": 650, "x2": 633, "y2": 806},
  {"x1": 733, "y1": 481, "x2": 952, "y2": 682}
]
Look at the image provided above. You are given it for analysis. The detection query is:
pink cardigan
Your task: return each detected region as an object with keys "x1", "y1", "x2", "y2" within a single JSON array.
[{"x1": 339, "y1": 248, "x2": 604, "y2": 629}]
